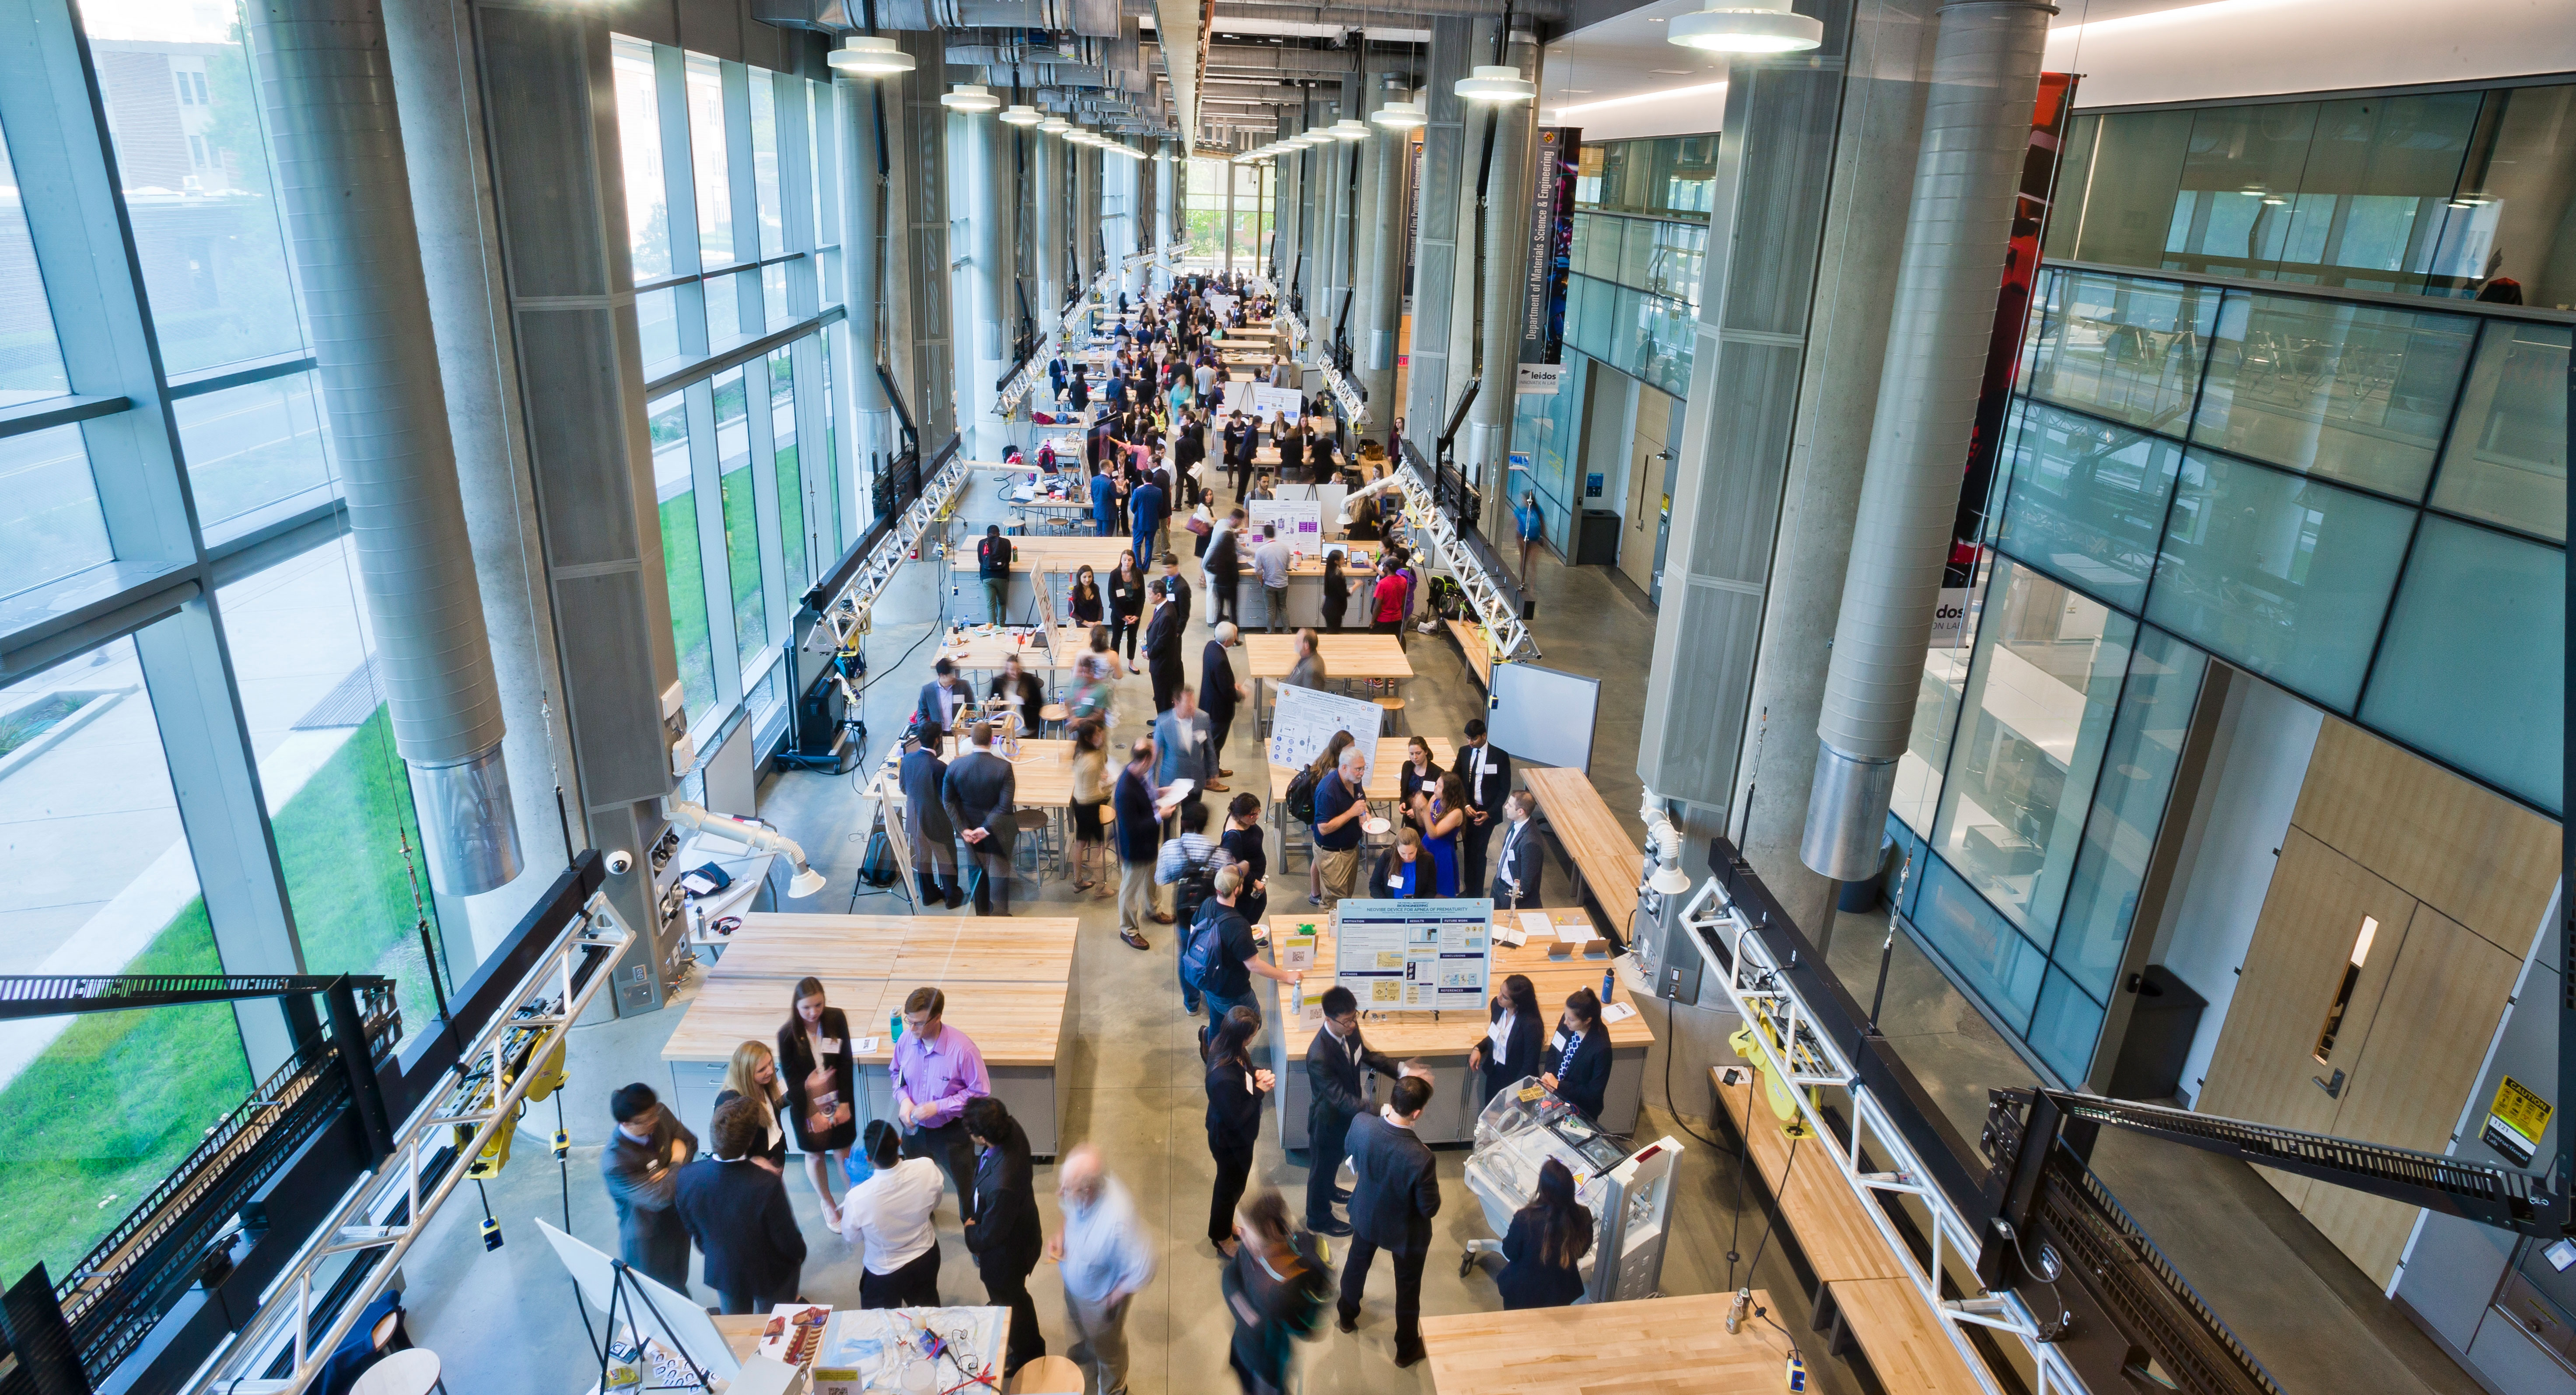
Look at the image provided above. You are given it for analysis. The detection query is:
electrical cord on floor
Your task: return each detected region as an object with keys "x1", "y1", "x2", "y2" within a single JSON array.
[
  {"x1": 1740, "y1": 1134, "x2": 1802, "y2": 1286},
  {"x1": 1723, "y1": 1108, "x2": 1755, "y2": 1292},
  {"x1": 1659, "y1": 1023, "x2": 1735, "y2": 1157}
]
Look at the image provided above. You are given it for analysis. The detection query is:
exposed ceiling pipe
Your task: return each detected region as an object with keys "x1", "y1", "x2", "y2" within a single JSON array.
[{"x1": 1129, "y1": 0, "x2": 1564, "y2": 19}]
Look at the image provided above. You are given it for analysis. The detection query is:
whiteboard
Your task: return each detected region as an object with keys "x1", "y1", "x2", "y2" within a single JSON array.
[
  {"x1": 1489, "y1": 661, "x2": 1600, "y2": 773},
  {"x1": 1267, "y1": 683, "x2": 1382, "y2": 783}
]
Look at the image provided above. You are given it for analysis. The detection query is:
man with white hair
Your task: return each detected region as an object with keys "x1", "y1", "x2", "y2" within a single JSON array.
[
  {"x1": 1312, "y1": 745, "x2": 1372, "y2": 906},
  {"x1": 1047, "y1": 1143, "x2": 1155, "y2": 1395},
  {"x1": 1200, "y1": 622, "x2": 1246, "y2": 793}
]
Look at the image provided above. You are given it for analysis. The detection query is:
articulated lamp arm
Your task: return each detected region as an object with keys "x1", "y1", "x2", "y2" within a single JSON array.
[{"x1": 668, "y1": 800, "x2": 828, "y2": 899}]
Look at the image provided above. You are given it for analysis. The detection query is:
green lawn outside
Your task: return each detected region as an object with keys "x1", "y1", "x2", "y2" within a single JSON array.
[
  {"x1": 662, "y1": 490, "x2": 717, "y2": 716},
  {"x1": 0, "y1": 706, "x2": 440, "y2": 1287},
  {"x1": 720, "y1": 462, "x2": 768, "y2": 668}
]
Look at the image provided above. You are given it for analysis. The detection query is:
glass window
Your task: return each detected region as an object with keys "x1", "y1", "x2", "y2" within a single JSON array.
[
  {"x1": 611, "y1": 36, "x2": 670, "y2": 283},
  {"x1": 2431, "y1": 321, "x2": 2566, "y2": 541},
  {"x1": 763, "y1": 261, "x2": 789, "y2": 332},
  {"x1": 2051, "y1": 628, "x2": 2207, "y2": 999},
  {"x1": 1894, "y1": 552, "x2": 1991, "y2": 835},
  {"x1": 0, "y1": 424, "x2": 113, "y2": 600},
  {"x1": 685, "y1": 53, "x2": 734, "y2": 266},
  {"x1": 712, "y1": 367, "x2": 767, "y2": 670},
  {"x1": 2191, "y1": 291, "x2": 2474, "y2": 500},
  {"x1": 175, "y1": 372, "x2": 332, "y2": 531},
  {"x1": 88, "y1": 7, "x2": 302, "y2": 375},
  {"x1": 638, "y1": 285, "x2": 681, "y2": 372},
  {"x1": 2146, "y1": 450, "x2": 2412, "y2": 710},
  {"x1": 1997, "y1": 400, "x2": 2184, "y2": 610},
  {"x1": 2357, "y1": 516, "x2": 2563, "y2": 812},
  {"x1": 0, "y1": 632, "x2": 252, "y2": 1287},
  {"x1": 2163, "y1": 102, "x2": 2320, "y2": 283},
  {"x1": 1932, "y1": 559, "x2": 2136, "y2": 937},
  {"x1": 0, "y1": 119, "x2": 71, "y2": 405},
  {"x1": 748, "y1": 72, "x2": 784, "y2": 262},
  {"x1": 1909, "y1": 850, "x2": 2048, "y2": 1028},
  {"x1": 2020, "y1": 269, "x2": 2217, "y2": 433},
  {"x1": 2462, "y1": 85, "x2": 2576, "y2": 309},
  {"x1": 216, "y1": 540, "x2": 448, "y2": 1027},
  {"x1": 768, "y1": 345, "x2": 808, "y2": 603},
  {"x1": 651, "y1": 391, "x2": 714, "y2": 716},
  {"x1": 2027, "y1": 967, "x2": 2106, "y2": 1085}
]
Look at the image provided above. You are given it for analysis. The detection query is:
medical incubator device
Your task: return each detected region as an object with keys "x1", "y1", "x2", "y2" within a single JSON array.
[{"x1": 1460, "y1": 1080, "x2": 1683, "y2": 1303}]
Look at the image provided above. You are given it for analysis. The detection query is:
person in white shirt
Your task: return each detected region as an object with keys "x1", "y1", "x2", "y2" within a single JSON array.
[
  {"x1": 1048, "y1": 1144, "x2": 1157, "y2": 1395},
  {"x1": 840, "y1": 1119, "x2": 945, "y2": 1309},
  {"x1": 1467, "y1": 972, "x2": 1544, "y2": 1101}
]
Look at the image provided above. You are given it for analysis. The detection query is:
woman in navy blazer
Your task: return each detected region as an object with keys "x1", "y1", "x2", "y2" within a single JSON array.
[
  {"x1": 1468, "y1": 974, "x2": 1546, "y2": 1100},
  {"x1": 1540, "y1": 987, "x2": 1613, "y2": 1122},
  {"x1": 1495, "y1": 1158, "x2": 1592, "y2": 1309}
]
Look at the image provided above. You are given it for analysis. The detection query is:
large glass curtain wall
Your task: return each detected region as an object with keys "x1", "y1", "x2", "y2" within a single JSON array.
[
  {"x1": 611, "y1": 35, "x2": 862, "y2": 753},
  {"x1": 2046, "y1": 80, "x2": 2576, "y2": 308},
  {"x1": 1886, "y1": 261, "x2": 2566, "y2": 1086},
  {"x1": 1182, "y1": 156, "x2": 1272, "y2": 270},
  {"x1": 0, "y1": 0, "x2": 465, "y2": 1289}
]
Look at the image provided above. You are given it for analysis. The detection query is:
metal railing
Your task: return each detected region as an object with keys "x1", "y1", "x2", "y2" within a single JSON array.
[
  {"x1": 1387, "y1": 455, "x2": 1535, "y2": 664},
  {"x1": 802, "y1": 448, "x2": 970, "y2": 658}
]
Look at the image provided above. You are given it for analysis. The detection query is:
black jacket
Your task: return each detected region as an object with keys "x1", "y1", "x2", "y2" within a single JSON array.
[
  {"x1": 1546, "y1": 1023, "x2": 1613, "y2": 1122},
  {"x1": 1497, "y1": 1207, "x2": 1591, "y2": 1310},
  {"x1": 942, "y1": 750, "x2": 1019, "y2": 854},
  {"x1": 914, "y1": 678, "x2": 970, "y2": 742},
  {"x1": 1206, "y1": 529, "x2": 1241, "y2": 582},
  {"x1": 964, "y1": 1117, "x2": 1043, "y2": 1276},
  {"x1": 1113, "y1": 766, "x2": 1162, "y2": 863},
  {"x1": 1108, "y1": 568, "x2": 1146, "y2": 619},
  {"x1": 1344, "y1": 1112, "x2": 1440, "y2": 1255},
  {"x1": 672, "y1": 1157, "x2": 806, "y2": 1297},
  {"x1": 900, "y1": 747, "x2": 955, "y2": 848},
  {"x1": 1367, "y1": 848, "x2": 1432, "y2": 899},
  {"x1": 1477, "y1": 1005, "x2": 1546, "y2": 1096},
  {"x1": 1457, "y1": 741, "x2": 1512, "y2": 817},
  {"x1": 987, "y1": 671, "x2": 1046, "y2": 732},
  {"x1": 601, "y1": 1112, "x2": 698, "y2": 1287},
  {"x1": 1490, "y1": 817, "x2": 1546, "y2": 909},
  {"x1": 1068, "y1": 580, "x2": 1105, "y2": 626},
  {"x1": 776, "y1": 1007, "x2": 857, "y2": 1151},
  {"x1": 1304, "y1": 1024, "x2": 1396, "y2": 1142},
  {"x1": 712, "y1": 1085, "x2": 791, "y2": 1170},
  {"x1": 1200, "y1": 640, "x2": 1239, "y2": 718},
  {"x1": 1145, "y1": 598, "x2": 1187, "y2": 671},
  {"x1": 1205, "y1": 1052, "x2": 1265, "y2": 1151}
]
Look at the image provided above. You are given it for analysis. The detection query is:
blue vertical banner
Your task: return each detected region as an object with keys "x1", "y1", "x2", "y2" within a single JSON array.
[{"x1": 1517, "y1": 127, "x2": 1580, "y2": 395}]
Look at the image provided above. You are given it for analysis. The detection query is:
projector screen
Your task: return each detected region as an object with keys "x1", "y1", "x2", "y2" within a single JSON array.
[{"x1": 1488, "y1": 661, "x2": 1600, "y2": 773}]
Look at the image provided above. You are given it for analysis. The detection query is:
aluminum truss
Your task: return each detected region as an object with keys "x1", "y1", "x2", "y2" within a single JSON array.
[
  {"x1": 802, "y1": 451, "x2": 971, "y2": 658},
  {"x1": 1387, "y1": 459, "x2": 1535, "y2": 663}
]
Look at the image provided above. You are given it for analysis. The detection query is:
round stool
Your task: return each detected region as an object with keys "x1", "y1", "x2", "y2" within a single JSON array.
[
  {"x1": 352, "y1": 1350, "x2": 448, "y2": 1395},
  {"x1": 1039, "y1": 702, "x2": 1070, "y2": 737},
  {"x1": 1372, "y1": 696, "x2": 1407, "y2": 735}
]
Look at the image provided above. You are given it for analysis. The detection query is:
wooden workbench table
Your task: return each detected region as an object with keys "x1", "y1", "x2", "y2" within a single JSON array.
[
  {"x1": 1265, "y1": 735, "x2": 1455, "y2": 807},
  {"x1": 1261, "y1": 906, "x2": 1652, "y2": 1146},
  {"x1": 1420, "y1": 1292, "x2": 1785, "y2": 1395},
  {"x1": 933, "y1": 631, "x2": 1082, "y2": 684},
  {"x1": 1522, "y1": 766, "x2": 1644, "y2": 937},
  {"x1": 1446, "y1": 618, "x2": 1495, "y2": 687}
]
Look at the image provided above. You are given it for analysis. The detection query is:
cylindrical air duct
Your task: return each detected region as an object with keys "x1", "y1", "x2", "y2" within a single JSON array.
[
  {"x1": 972, "y1": 110, "x2": 1013, "y2": 459},
  {"x1": 1034, "y1": 125, "x2": 1066, "y2": 317},
  {"x1": 1802, "y1": 0, "x2": 2053, "y2": 881},
  {"x1": 1464, "y1": 26, "x2": 1536, "y2": 501},
  {"x1": 843, "y1": 78, "x2": 893, "y2": 462},
  {"x1": 248, "y1": 0, "x2": 521, "y2": 896},
  {"x1": 1352, "y1": 74, "x2": 1408, "y2": 421}
]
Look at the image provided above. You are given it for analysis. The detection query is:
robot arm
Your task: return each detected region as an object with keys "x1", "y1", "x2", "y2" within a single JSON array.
[
  {"x1": 668, "y1": 801, "x2": 828, "y2": 898},
  {"x1": 1337, "y1": 473, "x2": 1407, "y2": 529}
]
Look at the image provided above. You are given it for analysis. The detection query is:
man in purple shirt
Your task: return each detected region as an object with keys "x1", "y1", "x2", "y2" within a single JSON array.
[{"x1": 891, "y1": 985, "x2": 989, "y2": 1216}]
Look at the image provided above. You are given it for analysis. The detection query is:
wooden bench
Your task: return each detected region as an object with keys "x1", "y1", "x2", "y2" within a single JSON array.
[
  {"x1": 1713, "y1": 1066, "x2": 1986, "y2": 1395},
  {"x1": 1421, "y1": 1292, "x2": 1783, "y2": 1394},
  {"x1": 1521, "y1": 766, "x2": 1644, "y2": 940},
  {"x1": 1446, "y1": 616, "x2": 1494, "y2": 687}
]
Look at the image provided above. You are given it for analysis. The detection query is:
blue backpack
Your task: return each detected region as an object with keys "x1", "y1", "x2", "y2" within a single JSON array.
[{"x1": 1178, "y1": 900, "x2": 1235, "y2": 993}]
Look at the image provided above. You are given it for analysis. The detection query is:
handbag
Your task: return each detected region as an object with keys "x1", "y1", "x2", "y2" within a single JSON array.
[{"x1": 1185, "y1": 508, "x2": 1214, "y2": 538}]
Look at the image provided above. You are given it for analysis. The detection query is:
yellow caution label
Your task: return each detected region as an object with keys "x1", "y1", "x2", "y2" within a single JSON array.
[{"x1": 2484, "y1": 1076, "x2": 2553, "y2": 1168}]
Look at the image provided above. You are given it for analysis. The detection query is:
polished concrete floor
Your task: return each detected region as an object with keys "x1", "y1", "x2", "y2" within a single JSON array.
[{"x1": 398, "y1": 468, "x2": 2480, "y2": 1395}]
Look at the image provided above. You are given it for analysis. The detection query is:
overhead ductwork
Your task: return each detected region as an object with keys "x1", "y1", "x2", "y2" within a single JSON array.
[
  {"x1": 1201, "y1": 42, "x2": 1374, "y2": 77},
  {"x1": 761, "y1": 0, "x2": 1121, "y2": 33},
  {"x1": 247, "y1": 0, "x2": 522, "y2": 897},
  {"x1": 1128, "y1": 0, "x2": 1564, "y2": 18},
  {"x1": 1801, "y1": 0, "x2": 2055, "y2": 882}
]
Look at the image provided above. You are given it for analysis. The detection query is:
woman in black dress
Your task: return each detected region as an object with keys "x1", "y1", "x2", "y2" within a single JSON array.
[
  {"x1": 1319, "y1": 552, "x2": 1350, "y2": 634},
  {"x1": 1107, "y1": 550, "x2": 1147, "y2": 663},
  {"x1": 1495, "y1": 1158, "x2": 1592, "y2": 1309},
  {"x1": 1204, "y1": 1007, "x2": 1275, "y2": 1253},
  {"x1": 1068, "y1": 564, "x2": 1105, "y2": 628},
  {"x1": 776, "y1": 976, "x2": 857, "y2": 1227},
  {"x1": 713, "y1": 1039, "x2": 790, "y2": 1171},
  {"x1": 1220, "y1": 792, "x2": 1269, "y2": 923}
]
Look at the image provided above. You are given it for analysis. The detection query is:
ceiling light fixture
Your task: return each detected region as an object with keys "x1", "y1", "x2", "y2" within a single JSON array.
[
  {"x1": 1330, "y1": 118, "x2": 1370, "y2": 140},
  {"x1": 1372, "y1": 98, "x2": 1427, "y2": 129},
  {"x1": 1666, "y1": 0, "x2": 1824, "y2": 53},
  {"x1": 1455, "y1": 65, "x2": 1535, "y2": 104},
  {"x1": 939, "y1": 83, "x2": 1001, "y2": 112},
  {"x1": 1040, "y1": 115, "x2": 1071, "y2": 134},
  {"x1": 827, "y1": 35, "x2": 914, "y2": 76},
  {"x1": 1000, "y1": 103, "x2": 1044, "y2": 126}
]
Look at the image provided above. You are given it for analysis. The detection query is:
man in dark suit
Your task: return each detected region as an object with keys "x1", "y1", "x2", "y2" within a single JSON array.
[
  {"x1": 942, "y1": 720, "x2": 1019, "y2": 915},
  {"x1": 600, "y1": 1083, "x2": 696, "y2": 1291},
  {"x1": 1542, "y1": 987, "x2": 1611, "y2": 1121},
  {"x1": 962, "y1": 1097, "x2": 1047, "y2": 1376},
  {"x1": 1335, "y1": 1074, "x2": 1441, "y2": 1367},
  {"x1": 1144, "y1": 582, "x2": 1188, "y2": 716},
  {"x1": 1199, "y1": 622, "x2": 1244, "y2": 790},
  {"x1": 672, "y1": 1097, "x2": 806, "y2": 1315},
  {"x1": 1303, "y1": 985, "x2": 1396, "y2": 1237},
  {"x1": 914, "y1": 658, "x2": 970, "y2": 746},
  {"x1": 1128, "y1": 472, "x2": 1166, "y2": 568},
  {"x1": 1489, "y1": 789, "x2": 1546, "y2": 910},
  {"x1": 1456, "y1": 720, "x2": 1512, "y2": 900},
  {"x1": 899, "y1": 732, "x2": 962, "y2": 909},
  {"x1": 1204, "y1": 508, "x2": 1243, "y2": 627}
]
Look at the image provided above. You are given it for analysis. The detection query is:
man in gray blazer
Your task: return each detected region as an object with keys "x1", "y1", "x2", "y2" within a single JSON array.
[
  {"x1": 600, "y1": 1082, "x2": 697, "y2": 1291},
  {"x1": 1151, "y1": 685, "x2": 1215, "y2": 816},
  {"x1": 915, "y1": 658, "x2": 970, "y2": 745},
  {"x1": 942, "y1": 720, "x2": 1019, "y2": 915},
  {"x1": 900, "y1": 732, "x2": 962, "y2": 909}
]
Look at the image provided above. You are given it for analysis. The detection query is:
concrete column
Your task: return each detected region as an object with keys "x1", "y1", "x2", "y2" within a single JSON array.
[
  {"x1": 1034, "y1": 127, "x2": 1064, "y2": 321},
  {"x1": 1464, "y1": 25, "x2": 1537, "y2": 531},
  {"x1": 1351, "y1": 74, "x2": 1407, "y2": 434},
  {"x1": 1154, "y1": 140, "x2": 1175, "y2": 290},
  {"x1": 844, "y1": 76, "x2": 897, "y2": 479},
  {"x1": 384, "y1": 0, "x2": 581, "y2": 961},
  {"x1": 1402, "y1": 17, "x2": 1476, "y2": 461},
  {"x1": 970, "y1": 108, "x2": 1013, "y2": 458}
]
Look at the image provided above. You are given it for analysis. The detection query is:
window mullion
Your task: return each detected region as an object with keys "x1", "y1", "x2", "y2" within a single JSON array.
[{"x1": 685, "y1": 379, "x2": 739, "y2": 714}]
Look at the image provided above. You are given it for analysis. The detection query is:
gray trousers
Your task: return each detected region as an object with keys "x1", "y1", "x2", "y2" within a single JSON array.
[
  {"x1": 1119, "y1": 858, "x2": 1157, "y2": 937},
  {"x1": 1264, "y1": 585, "x2": 1289, "y2": 632},
  {"x1": 1063, "y1": 1287, "x2": 1133, "y2": 1395}
]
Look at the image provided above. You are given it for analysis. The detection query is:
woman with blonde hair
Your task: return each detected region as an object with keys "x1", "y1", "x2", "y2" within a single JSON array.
[{"x1": 713, "y1": 1039, "x2": 789, "y2": 1171}]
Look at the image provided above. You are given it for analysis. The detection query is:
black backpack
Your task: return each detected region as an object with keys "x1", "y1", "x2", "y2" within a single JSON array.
[
  {"x1": 1171, "y1": 846, "x2": 1218, "y2": 931},
  {"x1": 1284, "y1": 764, "x2": 1321, "y2": 824}
]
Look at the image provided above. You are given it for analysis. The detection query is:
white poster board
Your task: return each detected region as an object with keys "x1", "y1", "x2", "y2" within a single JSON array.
[
  {"x1": 1488, "y1": 661, "x2": 1600, "y2": 773},
  {"x1": 1253, "y1": 385, "x2": 1303, "y2": 420},
  {"x1": 1034, "y1": 569, "x2": 1063, "y2": 664},
  {"x1": 1248, "y1": 498, "x2": 1324, "y2": 546},
  {"x1": 1267, "y1": 683, "x2": 1382, "y2": 783},
  {"x1": 1334, "y1": 897, "x2": 1493, "y2": 1011},
  {"x1": 538, "y1": 1220, "x2": 743, "y2": 1384}
]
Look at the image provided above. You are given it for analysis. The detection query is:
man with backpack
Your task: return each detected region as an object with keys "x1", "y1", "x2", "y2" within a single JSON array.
[
  {"x1": 1180, "y1": 866, "x2": 1297, "y2": 1042},
  {"x1": 1155, "y1": 803, "x2": 1220, "y2": 1008},
  {"x1": 976, "y1": 525, "x2": 1014, "y2": 626}
]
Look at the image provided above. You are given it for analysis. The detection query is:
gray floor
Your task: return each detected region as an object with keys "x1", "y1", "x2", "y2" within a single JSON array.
[{"x1": 397, "y1": 469, "x2": 2478, "y2": 1395}]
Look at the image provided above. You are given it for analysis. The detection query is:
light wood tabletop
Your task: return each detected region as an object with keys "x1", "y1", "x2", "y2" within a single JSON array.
[
  {"x1": 951, "y1": 537, "x2": 1130, "y2": 575},
  {"x1": 861, "y1": 980, "x2": 1068, "y2": 1067},
  {"x1": 1420, "y1": 1292, "x2": 1783, "y2": 1394},
  {"x1": 1522, "y1": 767, "x2": 1645, "y2": 928},
  {"x1": 1446, "y1": 618, "x2": 1495, "y2": 687},
  {"x1": 661, "y1": 978, "x2": 886, "y2": 1063},
  {"x1": 918, "y1": 736, "x2": 1074, "y2": 808},
  {"x1": 704, "y1": 915, "x2": 1073, "y2": 985},
  {"x1": 935, "y1": 631, "x2": 1084, "y2": 674},
  {"x1": 1242, "y1": 632, "x2": 1415, "y2": 682},
  {"x1": 1266, "y1": 735, "x2": 1454, "y2": 805},
  {"x1": 1261, "y1": 909, "x2": 1652, "y2": 1057},
  {"x1": 1714, "y1": 1067, "x2": 1907, "y2": 1285},
  {"x1": 888, "y1": 920, "x2": 1078, "y2": 986}
]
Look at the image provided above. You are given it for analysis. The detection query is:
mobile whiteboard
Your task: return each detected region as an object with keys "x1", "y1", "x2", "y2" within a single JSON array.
[{"x1": 1488, "y1": 661, "x2": 1600, "y2": 773}]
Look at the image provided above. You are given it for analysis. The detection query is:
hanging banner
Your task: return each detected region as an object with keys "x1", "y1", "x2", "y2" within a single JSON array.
[{"x1": 1518, "y1": 126, "x2": 1580, "y2": 379}]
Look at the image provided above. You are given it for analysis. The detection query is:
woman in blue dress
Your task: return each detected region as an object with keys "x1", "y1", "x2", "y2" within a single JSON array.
[{"x1": 1418, "y1": 770, "x2": 1467, "y2": 898}]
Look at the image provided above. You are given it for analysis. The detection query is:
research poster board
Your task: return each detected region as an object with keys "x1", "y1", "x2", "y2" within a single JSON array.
[
  {"x1": 1334, "y1": 897, "x2": 1493, "y2": 1011},
  {"x1": 1254, "y1": 385, "x2": 1304, "y2": 420},
  {"x1": 1267, "y1": 683, "x2": 1382, "y2": 783},
  {"x1": 1248, "y1": 498, "x2": 1324, "y2": 545}
]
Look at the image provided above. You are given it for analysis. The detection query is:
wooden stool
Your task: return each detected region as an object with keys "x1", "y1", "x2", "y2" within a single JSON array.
[
  {"x1": 1039, "y1": 702, "x2": 1069, "y2": 737},
  {"x1": 1008, "y1": 1355, "x2": 1084, "y2": 1394},
  {"x1": 352, "y1": 1350, "x2": 448, "y2": 1395},
  {"x1": 1373, "y1": 696, "x2": 1407, "y2": 734}
]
